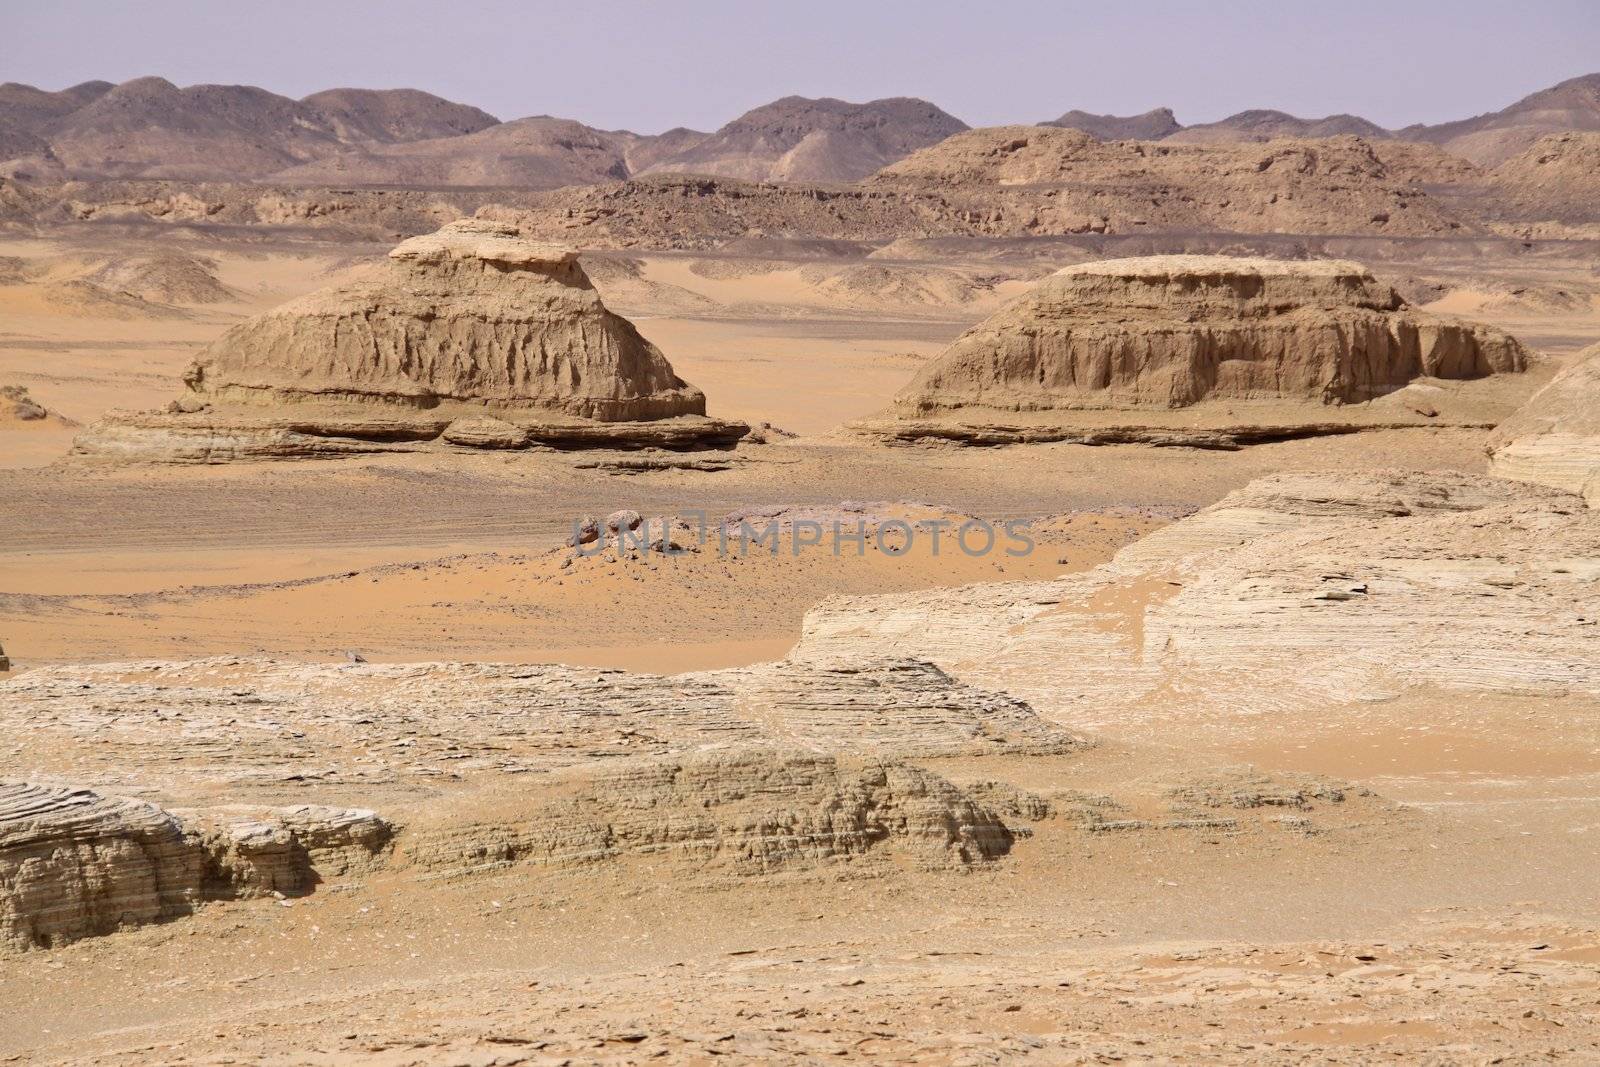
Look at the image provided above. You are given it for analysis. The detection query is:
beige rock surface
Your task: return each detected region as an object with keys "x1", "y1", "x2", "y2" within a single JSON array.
[
  {"x1": 4, "y1": 159, "x2": 1600, "y2": 1062},
  {"x1": 0, "y1": 656, "x2": 1082, "y2": 805},
  {"x1": 1489, "y1": 132, "x2": 1600, "y2": 225},
  {"x1": 1489, "y1": 341, "x2": 1600, "y2": 503},
  {"x1": 181, "y1": 804, "x2": 392, "y2": 898},
  {"x1": 0, "y1": 782, "x2": 201, "y2": 951},
  {"x1": 0, "y1": 781, "x2": 389, "y2": 950},
  {"x1": 796, "y1": 470, "x2": 1600, "y2": 730},
  {"x1": 857, "y1": 255, "x2": 1533, "y2": 445},
  {"x1": 187, "y1": 219, "x2": 702, "y2": 418},
  {"x1": 400, "y1": 749, "x2": 1015, "y2": 879},
  {"x1": 870, "y1": 130, "x2": 1478, "y2": 236},
  {"x1": 0, "y1": 654, "x2": 1071, "y2": 946}
]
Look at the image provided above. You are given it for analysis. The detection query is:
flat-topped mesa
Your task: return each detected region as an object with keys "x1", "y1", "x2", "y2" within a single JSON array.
[
  {"x1": 72, "y1": 219, "x2": 746, "y2": 461},
  {"x1": 187, "y1": 221, "x2": 700, "y2": 421},
  {"x1": 857, "y1": 255, "x2": 1533, "y2": 448}
]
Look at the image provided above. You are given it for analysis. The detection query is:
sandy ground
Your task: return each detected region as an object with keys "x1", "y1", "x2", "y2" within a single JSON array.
[
  {"x1": 2, "y1": 232, "x2": 1599, "y2": 1063},
  {"x1": 0, "y1": 508, "x2": 1162, "y2": 670},
  {"x1": 0, "y1": 431, "x2": 1508, "y2": 672},
  {"x1": 4, "y1": 677, "x2": 1597, "y2": 1063},
  {"x1": 6, "y1": 234, "x2": 1561, "y2": 672}
]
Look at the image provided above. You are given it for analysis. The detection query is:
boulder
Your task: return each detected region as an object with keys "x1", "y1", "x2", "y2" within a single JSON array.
[
  {"x1": 604, "y1": 509, "x2": 643, "y2": 534},
  {"x1": 855, "y1": 256, "x2": 1533, "y2": 446},
  {"x1": 0, "y1": 385, "x2": 73, "y2": 429},
  {"x1": 440, "y1": 415, "x2": 532, "y2": 449},
  {"x1": 0, "y1": 386, "x2": 47, "y2": 423},
  {"x1": 566, "y1": 515, "x2": 601, "y2": 547}
]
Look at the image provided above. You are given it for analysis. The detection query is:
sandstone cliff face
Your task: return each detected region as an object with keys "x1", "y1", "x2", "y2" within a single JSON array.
[
  {"x1": 0, "y1": 782, "x2": 201, "y2": 951},
  {"x1": 0, "y1": 782, "x2": 389, "y2": 951},
  {"x1": 71, "y1": 219, "x2": 746, "y2": 460},
  {"x1": 1490, "y1": 342, "x2": 1600, "y2": 505},
  {"x1": 861, "y1": 256, "x2": 1530, "y2": 445}
]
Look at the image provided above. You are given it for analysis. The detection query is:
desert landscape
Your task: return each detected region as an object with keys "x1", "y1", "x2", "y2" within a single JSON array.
[{"x1": 3, "y1": 7, "x2": 1600, "y2": 1063}]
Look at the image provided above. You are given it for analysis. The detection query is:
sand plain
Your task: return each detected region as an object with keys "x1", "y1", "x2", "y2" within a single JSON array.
[{"x1": 2, "y1": 227, "x2": 1599, "y2": 1065}]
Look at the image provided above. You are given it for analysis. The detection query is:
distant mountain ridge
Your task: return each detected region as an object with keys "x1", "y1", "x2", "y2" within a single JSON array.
[
  {"x1": 1397, "y1": 73, "x2": 1600, "y2": 166},
  {"x1": 1041, "y1": 76, "x2": 1600, "y2": 165},
  {"x1": 636, "y1": 95, "x2": 969, "y2": 182},
  {"x1": 0, "y1": 76, "x2": 505, "y2": 181},
  {"x1": 1164, "y1": 109, "x2": 1394, "y2": 144},
  {"x1": 0, "y1": 79, "x2": 969, "y2": 188},
  {"x1": 299, "y1": 88, "x2": 499, "y2": 143},
  {"x1": 3, "y1": 73, "x2": 1599, "y2": 187},
  {"x1": 1042, "y1": 108, "x2": 1181, "y2": 140}
]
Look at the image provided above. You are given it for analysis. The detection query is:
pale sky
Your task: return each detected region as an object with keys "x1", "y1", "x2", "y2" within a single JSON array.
[{"x1": 5, "y1": 0, "x2": 1598, "y2": 134}]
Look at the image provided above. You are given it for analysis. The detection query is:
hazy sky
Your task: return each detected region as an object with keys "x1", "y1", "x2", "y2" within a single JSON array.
[{"x1": 6, "y1": 0, "x2": 1598, "y2": 133}]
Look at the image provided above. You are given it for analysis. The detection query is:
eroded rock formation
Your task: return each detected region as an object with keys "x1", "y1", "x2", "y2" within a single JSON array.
[
  {"x1": 795, "y1": 470, "x2": 1600, "y2": 727},
  {"x1": 1490, "y1": 342, "x2": 1600, "y2": 505},
  {"x1": 0, "y1": 656, "x2": 1083, "y2": 803},
  {"x1": 0, "y1": 385, "x2": 68, "y2": 428},
  {"x1": 401, "y1": 749, "x2": 1014, "y2": 878},
  {"x1": 71, "y1": 219, "x2": 746, "y2": 461},
  {"x1": 0, "y1": 782, "x2": 389, "y2": 950},
  {"x1": 0, "y1": 654, "x2": 1067, "y2": 947},
  {"x1": 0, "y1": 783, "x2": 201, "y2": 950},
  {"x1": 855, "y1": 256, "x2": 1533, "y2": 446}
]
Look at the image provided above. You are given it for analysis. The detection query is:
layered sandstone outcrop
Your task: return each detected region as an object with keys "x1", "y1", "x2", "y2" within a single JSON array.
[
  {"x1": 1489, "y1": 342, "x2": 1600, "y2": 505},
  {"x1": 855, "y1": 256, "x2": 1533, "y2": 446},
  {"x1": 401, "y1": 749, "x2": 1015, "y2": 878},
  {"x1": 795, "y1": 470, "x2": 1600, "y2": 729},
  {"x1": 0, "y1": 782, "x2": 390, "y2": 950},
  {"x1": 0, "y1": 656, "x2": 1083, "y2": 805},
  {"x1": 0, "y1": 654, "x2": 1071, "y2": 946},
  {"x1": 72, "y1": 219, "x2": 745, "y2": 461},
  {"x1": 0, "y1": 782, "x2": 201, "y2": 950}
]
